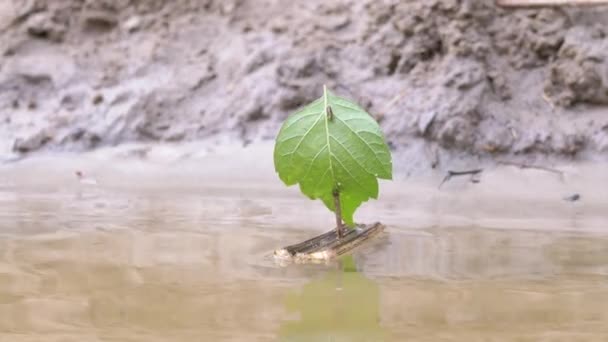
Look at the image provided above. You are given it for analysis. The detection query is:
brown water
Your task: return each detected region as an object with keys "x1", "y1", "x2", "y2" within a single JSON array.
[{"x1": 1, "y1": 144, "x2": 608, "y2": 341}]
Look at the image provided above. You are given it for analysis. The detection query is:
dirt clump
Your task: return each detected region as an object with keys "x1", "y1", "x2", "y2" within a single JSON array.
[{"x1": 544, "y1": 25, "x2": 608, "y2": 107}]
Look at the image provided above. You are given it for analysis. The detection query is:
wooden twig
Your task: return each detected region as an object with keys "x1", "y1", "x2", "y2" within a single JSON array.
[
  {"x1": 277, "y1": 229, "x2": 337, "y2": 256},
  {"x1": 497, "y1": 0, "x2": 608, "y2": 7},
  {"x1": 497, "y1": 160, "x2": 564, "y2": 177},
  {"x1": 333, "y1": 189, "x2": 344, "y2": 238},
  {"x1": 329, "y1": 223, "x2": 385, "y2": 259},
  {"x1": 439, "y1": 169, "x2": 483, "y2": 188},
  {"x1": 274, "y1": 222, "x2": 385, "y2": 262}
]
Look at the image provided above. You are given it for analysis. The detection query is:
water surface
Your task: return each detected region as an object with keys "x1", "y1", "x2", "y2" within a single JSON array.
[{"x1": 1, "y1": 146, "x2": 608, "y2": 341}]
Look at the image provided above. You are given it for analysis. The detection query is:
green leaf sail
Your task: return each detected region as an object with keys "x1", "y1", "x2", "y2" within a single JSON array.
[{"x1": 273, "y1": 86, "x2": 393, "y2": 226}]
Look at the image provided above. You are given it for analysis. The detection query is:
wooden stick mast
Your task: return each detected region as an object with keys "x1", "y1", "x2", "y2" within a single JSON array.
[{"x1": 333, "y1": 189, "x2": 344, "y2": 238}]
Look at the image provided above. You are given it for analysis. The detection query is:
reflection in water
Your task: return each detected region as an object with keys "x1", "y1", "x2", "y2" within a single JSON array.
[{"x1": 279, "y1": 255, "x2": 385, "y2": 341}]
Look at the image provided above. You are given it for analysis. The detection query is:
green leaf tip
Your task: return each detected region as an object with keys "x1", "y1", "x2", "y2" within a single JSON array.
[{"x1": 273, "y1": 86, "x2": 393, "y2": 226}]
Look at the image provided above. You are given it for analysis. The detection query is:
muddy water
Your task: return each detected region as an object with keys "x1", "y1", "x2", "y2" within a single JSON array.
[{"x1": 1, "y1": 144, "x2": 608, "y2": 341}]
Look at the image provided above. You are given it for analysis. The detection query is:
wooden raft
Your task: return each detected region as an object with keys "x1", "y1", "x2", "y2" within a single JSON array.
[{"x1": 274, "y1": 222, "x2": 385, "y2": 263}]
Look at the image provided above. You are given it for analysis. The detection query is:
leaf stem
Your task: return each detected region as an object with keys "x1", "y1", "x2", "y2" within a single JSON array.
[{"x1": 333, "y1": 189, "x2": 344, "y2": 238}]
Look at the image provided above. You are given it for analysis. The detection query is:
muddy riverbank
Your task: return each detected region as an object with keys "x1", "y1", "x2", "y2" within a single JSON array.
[{"x1": 1, "y1": 1, "x2": 608, "y2": 167}]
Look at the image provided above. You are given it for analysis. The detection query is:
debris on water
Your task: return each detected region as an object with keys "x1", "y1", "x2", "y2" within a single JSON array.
[
  {"x1": 274, "y1": 222, "x2": 384, "y2": 263},
  {"x1": 439, "y1": 168, "x2": 483, "y2": 188},
  {"x1": 498, "y1": 160, "x2": 564, "y2": 180},
  {"x1": 563, "y1": 193, "x2": 581, "y2": 202}
]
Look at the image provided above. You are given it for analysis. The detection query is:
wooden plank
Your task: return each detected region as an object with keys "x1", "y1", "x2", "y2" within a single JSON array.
[
  {"x1": 274, "y1": 222, "x2": 385, "y2": 263},
  {"x1": 497, "y1": 0, "x2": 608, "y2": 7}
]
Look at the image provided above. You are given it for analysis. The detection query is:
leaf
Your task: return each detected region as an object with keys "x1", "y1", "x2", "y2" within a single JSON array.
[{"x1": 273, "y1": 86, "x2": 392, "y2": 226}]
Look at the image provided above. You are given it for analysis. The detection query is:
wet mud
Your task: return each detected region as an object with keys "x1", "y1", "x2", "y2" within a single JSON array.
[{"x1": 1, "y1": 1, "x2": 608, "y2": 166}]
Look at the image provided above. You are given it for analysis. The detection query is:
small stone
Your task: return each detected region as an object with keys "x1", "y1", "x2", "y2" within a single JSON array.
[
  {"x1": 123, "y1": 16, "x2": 142, "y2": 33},
  {"x1": 92, "y1": 94, "x2": 104, "y2": 105}
]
